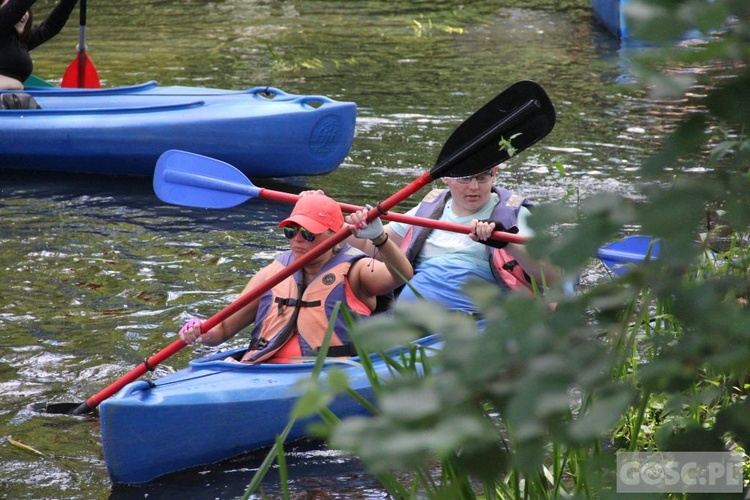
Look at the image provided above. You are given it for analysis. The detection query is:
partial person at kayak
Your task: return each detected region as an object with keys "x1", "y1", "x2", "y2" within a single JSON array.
[
  {"x1": 343, "y1": 166, "x2": 561, "y2": 315},
  {"x1": 0, "y1": 0, "x2": 78, "y2": 91},
  {"x1": 178, "y1": 193, "x2": 413, "y2": 363}
]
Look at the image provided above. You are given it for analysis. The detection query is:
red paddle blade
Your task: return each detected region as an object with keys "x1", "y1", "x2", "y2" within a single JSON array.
[{"x1": 61, "y1": 51, "x2": 101, "y2": 88}]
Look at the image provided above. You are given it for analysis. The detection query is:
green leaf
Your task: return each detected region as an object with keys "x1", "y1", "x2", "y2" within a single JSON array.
[
  {"x1": 569, "y1": 390, "x2": 634, "y2": 442},
  {"x1": 291, "y1": 380, "x2": 333, "y2": 419}
]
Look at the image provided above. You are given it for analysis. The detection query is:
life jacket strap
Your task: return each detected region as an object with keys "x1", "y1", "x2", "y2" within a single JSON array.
[
  {"x1": 274, "y1": 297, "x2": 321, "y2": 315},
  {"x1": 313, "y1": 344, "x2": 358, "y2": 357}
]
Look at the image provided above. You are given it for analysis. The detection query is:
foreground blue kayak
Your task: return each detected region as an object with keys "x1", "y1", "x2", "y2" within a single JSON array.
[
  {"x1": 97, "y1": 236, "x2": 661, "y2": 484},
  {"x1": 1, "y1": 83, "x2": 356, "y2": 177},
  {"x1": 99, "y1": 334, "x2": 442, "y2": 484}
]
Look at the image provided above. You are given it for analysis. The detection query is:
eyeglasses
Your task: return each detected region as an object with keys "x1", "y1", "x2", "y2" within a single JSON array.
[
  {"x1": 451, "y1": 172, "x2": 494, "y2": 185},
  {"x1": 283, "y1": 226, "x2": 316, "y2": 242}
]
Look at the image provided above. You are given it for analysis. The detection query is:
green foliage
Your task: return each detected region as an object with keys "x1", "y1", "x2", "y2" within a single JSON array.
[
  {"x1": 250, "y1": 0, "x2": 750, "y2": 496},
  {"x1": 325, "y1": 1, "x2": 750, "y2": 497},
  {"x1": 498, "y1": 133, "x2": 522, "y2": 158}
]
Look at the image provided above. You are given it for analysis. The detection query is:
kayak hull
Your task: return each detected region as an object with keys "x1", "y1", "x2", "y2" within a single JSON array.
[
  {"x1": 591, "y1": 0, "x2": 629, "y2": 40},
  {"x1": 1, "y1": 85, "x2": 356, "y2": 177},
  {"x1": 590, "y1": 0, "x2": 703, "y2": 43},
  {"x1": 597, "y1": 235, "x2": 660, "y2": 276},
  {"x1": 99, "y1": 334, "x2": 441, "y2": 484}
]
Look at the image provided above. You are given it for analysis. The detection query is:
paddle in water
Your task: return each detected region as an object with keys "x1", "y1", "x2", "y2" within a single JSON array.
[
  {"x1": 47, "y1": 79, "x2": 556, "y2": 415},
  {"x1": 61, "y1": 0, "x2": 100, "y2": 88}
]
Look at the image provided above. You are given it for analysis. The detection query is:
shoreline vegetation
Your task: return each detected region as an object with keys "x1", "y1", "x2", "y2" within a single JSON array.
[{"x1": 247, "y1": 0, "x2": 750, "y2": 497}]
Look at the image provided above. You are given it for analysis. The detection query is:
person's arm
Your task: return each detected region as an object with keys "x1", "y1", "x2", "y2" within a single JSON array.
[
  {"x1": 504, "y1": 243, "x2": 561, "y2": 287},
  {"x1": 0, "y1": 0, "x2": 37, "y2": 31},
  {"x1": 347, "y1": 224, "x2": 402, "y2": 257},
  {"x1": 25, "y1": 0, "x2": 77, "y2": 49},
  {"x1": 469, "y1": 209, "x2": 561, "y2": 287},
  {"x1": 178, "y1": 266, "x2": 268, "y2": 346},
  {"x1": 345, "y1": 204, "x2": 412, "y2": 258},
  {"x1": 346, "y1": 209, "x2": 413, "y2": 298}
]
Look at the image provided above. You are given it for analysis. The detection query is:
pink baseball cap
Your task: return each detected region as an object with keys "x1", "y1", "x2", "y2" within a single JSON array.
[{"x1": 278, "y1": 194, "x2": 344, "y2": 234}]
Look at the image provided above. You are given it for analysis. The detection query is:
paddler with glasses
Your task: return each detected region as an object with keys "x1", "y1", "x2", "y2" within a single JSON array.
[
  {"x1": 178, "y1": 193, "x2": 413, "y2": 363},
  {"x1": 344, "y1": 165, "x2": 561, "y2": 314}
]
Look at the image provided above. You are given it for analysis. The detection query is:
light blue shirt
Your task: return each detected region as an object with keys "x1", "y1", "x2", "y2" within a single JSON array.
[{"x1": 389, "y1": 193, "x2": 532, "y2": 313}]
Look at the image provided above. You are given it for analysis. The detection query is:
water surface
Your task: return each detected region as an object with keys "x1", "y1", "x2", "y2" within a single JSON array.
[{"x1": 0, "y1": 0, "x2": 716, "y2": 497}]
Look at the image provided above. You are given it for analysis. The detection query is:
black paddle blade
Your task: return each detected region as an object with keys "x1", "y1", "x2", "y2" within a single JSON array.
[
  {"x1": 40, "y1": 402, "x2": 94, "y2": 415},
  {"x1": 436, "y1": 80, "x2": 556, "y2": 178}
]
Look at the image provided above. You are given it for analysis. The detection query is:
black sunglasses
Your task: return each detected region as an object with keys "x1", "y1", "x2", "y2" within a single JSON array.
[{"x1": 283, "y1": 226, "x2": 316, "y2": 242}]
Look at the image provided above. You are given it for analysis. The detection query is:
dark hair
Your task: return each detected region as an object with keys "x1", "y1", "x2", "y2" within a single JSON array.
[{"x1": 18, "y1": 9, "x2": 33, "y2": 42}]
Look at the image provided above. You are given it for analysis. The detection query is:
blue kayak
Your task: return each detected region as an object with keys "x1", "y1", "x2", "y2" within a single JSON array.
[
  {"x1": 0, "y1": 84, "x2": 356, "y2": 177},
  {"x1": 591, "y1": 0, "x2": 631, "y2": 40},
  {"x1": 597, "y1": 235, "x2": 660, "y2": 276},
  {"x1": 99, "y1": 333, "x2": 442, "y2": 484},
  {"x1": 591, "y1": 0, "x2": 703, "y2": 42}
]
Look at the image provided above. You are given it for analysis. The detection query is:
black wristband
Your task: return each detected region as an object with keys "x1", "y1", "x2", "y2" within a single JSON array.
[{"x1": 373, "y1": 233, "x2": 389, "y2": 248}]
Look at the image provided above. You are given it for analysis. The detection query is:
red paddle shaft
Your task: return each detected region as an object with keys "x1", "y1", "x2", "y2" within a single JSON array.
[{"x1": 257, "y1": 188, "x2": 529, "y2": 245}]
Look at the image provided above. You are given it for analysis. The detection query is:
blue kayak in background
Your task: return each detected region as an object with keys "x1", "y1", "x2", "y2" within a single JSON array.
[
  {"x1": 590, "y1": 0, "x2": 704, "y2": 43},
  {"x1": 597, "y1": 235, "x2": 661, "y2": 276},
  {"x1": 1, "y1": 83, "x2": 356, "y2": 177}
]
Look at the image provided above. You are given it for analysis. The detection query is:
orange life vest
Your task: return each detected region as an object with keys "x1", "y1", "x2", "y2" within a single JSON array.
[{"x1": 244, "y1": 246, "x2": 370, "y2": 363}]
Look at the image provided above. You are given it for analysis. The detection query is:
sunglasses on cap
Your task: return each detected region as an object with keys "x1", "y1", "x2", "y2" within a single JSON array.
[
  {"x1": 283, "y1": 225, "x2": 316, "y2": 242},
  {"x1": 451, "y1": 171, "x2": 494, "y2": 184}
]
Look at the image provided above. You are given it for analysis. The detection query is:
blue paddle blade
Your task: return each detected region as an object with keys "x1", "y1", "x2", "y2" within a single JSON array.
[
  {"x1": 597, "y1": 235, "x2": 660, "y2": 276},
  {"x1": 153, "y1": 150, "x2": 261, "y2": 209}
]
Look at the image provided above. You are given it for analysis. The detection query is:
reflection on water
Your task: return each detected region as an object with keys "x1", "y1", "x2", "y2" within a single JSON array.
[
  {"x1": 109, "y1": 438, "x2": 380, "y2": 500},
  {"x1": 0, "y1": 0, "x2": 730, "y2": 497}
]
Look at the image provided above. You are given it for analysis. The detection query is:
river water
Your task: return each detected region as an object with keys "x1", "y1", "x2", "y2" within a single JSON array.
[{"x1": 0, "y1": 0, "x2": 713, "y2": 498}]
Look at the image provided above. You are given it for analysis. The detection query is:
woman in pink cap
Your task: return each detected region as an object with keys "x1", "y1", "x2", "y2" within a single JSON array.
[{"x1": 178, "y1": 193, "x2": 413, "y2": 363}]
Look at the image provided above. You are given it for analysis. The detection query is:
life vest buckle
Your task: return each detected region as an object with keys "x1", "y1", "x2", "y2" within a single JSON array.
[
  {"x1": 503, "y1": 259, "x2": 518, "y2": 271},
  {"x1": 274, "y1": 297, "x2": 322, "y2": 315},
  {"x1": 248, "y1": 337, "x2": 269, "y2": 350}
]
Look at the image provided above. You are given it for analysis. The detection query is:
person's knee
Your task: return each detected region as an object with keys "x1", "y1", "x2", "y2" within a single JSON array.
[{"x1": 1, "y1": 92, "x2": 41, "y2": 109}]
